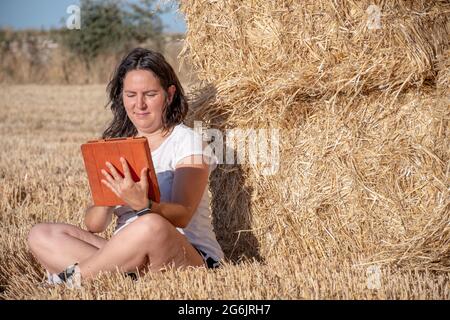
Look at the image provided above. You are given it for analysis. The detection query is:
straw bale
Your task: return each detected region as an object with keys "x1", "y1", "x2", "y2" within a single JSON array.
[
  {"x1": 181, "y1": 0, "x2": 449, "y2": 125},
  {"x1": 181, "y1": 0, "x2": 450, "y2": 270},
  {"x1": 186, "y1": 90, "x2": 449, "y2": 270},
  {"x1": 437, "y1": 48, "x2": 450, "y2": 91}
]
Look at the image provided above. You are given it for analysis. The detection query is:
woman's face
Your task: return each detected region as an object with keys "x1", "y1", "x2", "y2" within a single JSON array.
[{"x1": 122, "y1": 69, "x2": 175, "y2": 135}]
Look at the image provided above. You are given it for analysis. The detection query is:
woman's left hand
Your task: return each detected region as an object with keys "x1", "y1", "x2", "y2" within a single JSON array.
[{"x1": 101, "y1": 157, "x2": 149, "y2": 211}]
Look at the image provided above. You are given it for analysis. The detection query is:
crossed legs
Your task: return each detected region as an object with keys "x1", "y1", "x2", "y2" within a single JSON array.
[{"x1": 27, "y1": 214, "x2": 205, "y2": 281}]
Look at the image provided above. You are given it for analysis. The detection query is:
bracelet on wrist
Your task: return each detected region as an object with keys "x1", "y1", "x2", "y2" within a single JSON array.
[{"x1": 135, "y1": 199, "x2": 153, "y2": 216}]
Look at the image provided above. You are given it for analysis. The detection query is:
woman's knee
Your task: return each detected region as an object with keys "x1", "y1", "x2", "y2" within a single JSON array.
[
  {"x1": 27, "y1": 223, "x2": 53, "y2": 251},
  {"x1": 132, "y1": 214, "x2": 173, "y2": 244},
  {"x1": 27, "y1": 223, "x2": 68, "y2": 250}
]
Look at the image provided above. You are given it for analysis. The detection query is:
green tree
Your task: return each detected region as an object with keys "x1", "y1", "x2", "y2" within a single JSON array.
[
  {"x1": 125, "y1": 0, "x2": 165, "y2": 44},
  {"x1": 62, "y1": 0, "x2": 166, "y2": 71}
]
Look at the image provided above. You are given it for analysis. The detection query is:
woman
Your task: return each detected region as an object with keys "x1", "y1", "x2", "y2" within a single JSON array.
[{"x1": 27, "y1": 48, "x2": 223, "y2": 287}]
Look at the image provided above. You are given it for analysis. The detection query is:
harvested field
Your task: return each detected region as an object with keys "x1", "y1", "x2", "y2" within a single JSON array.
[{"x1": 0, "y1": 0, "x2": 449, "y2": 299}]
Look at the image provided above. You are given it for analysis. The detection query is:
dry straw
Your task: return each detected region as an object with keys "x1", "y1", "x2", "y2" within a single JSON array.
[
  {"x1": 180, "y1": 0, "x2": 450, "y2": 270},
  {"x1": 1, "y1": 1, "x2": 449, "y2": 299},
  {"x1": 437, "y1": 48, "x2": 450, "y2": 92}
]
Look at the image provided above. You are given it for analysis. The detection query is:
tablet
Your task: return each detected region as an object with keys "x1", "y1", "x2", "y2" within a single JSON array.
[{"x1": 81, "y1": 137, "x2": 160, "y2": 206}]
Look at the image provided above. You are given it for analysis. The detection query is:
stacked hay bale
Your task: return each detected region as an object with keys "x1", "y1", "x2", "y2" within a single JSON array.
[{"x1": 180, "y1": 0, "x2": 449, "y2": 270}]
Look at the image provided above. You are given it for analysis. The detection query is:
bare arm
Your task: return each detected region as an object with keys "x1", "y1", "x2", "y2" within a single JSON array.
[
  {"x1": 84, "y1": 204, "x2": 114, "y2": 233},
  {"x1": 150, "y1": 154, "x2": 210, "y2": 228},
  {"x1": 100, "y1": 154, "x2": 211, "y2": 229}
]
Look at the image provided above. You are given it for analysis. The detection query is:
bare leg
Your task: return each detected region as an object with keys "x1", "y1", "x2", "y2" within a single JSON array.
[
  {"x1": 78, "y1": 214, "x2": 205, "y2": 280},
  {"x1": 27, "y1": 223, "x2": 108, "y2": 274}
]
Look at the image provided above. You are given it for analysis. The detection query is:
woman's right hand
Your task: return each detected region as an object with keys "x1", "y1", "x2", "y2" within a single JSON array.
[{"x1": 84, "y1": 204, "x2": 114, "y2": 233}]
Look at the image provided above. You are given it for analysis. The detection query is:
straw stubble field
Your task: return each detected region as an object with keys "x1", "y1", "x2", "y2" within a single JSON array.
[{"x1": 1, "y1": 0, "x2": 450, "y2": 299}]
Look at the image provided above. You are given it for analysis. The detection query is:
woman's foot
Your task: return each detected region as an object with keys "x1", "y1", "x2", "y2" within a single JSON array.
[{"x1": 41, "y1": 264, "x2": 81, "y2": 289}]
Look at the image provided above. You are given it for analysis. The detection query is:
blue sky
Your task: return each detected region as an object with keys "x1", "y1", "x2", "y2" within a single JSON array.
[{"x1": 0, "y1": 0, "x2": 186, "y2": 33}]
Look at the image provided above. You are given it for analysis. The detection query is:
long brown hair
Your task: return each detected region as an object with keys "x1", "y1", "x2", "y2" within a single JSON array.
[{"x1": 102, "y1": 48, "x2": 188, "y2": 138}]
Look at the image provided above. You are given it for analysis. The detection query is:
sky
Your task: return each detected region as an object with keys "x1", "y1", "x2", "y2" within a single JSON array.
[{"x1": 0, "y1": 0, "x2": 186, "y2": 33}]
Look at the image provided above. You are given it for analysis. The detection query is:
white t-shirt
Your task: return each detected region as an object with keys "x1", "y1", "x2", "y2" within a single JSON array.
[{"x1": 113, "y1": 123, "x2": 224, "y2": 262}]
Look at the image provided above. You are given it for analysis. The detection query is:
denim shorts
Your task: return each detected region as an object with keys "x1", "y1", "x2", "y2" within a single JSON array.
[{"x1": 194, "y1": 246, "x2": 221, "y2": 269}]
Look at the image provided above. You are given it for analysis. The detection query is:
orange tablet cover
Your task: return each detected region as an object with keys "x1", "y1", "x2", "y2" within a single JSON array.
[{"x1": 81, "y1": 137, "x2": 160, "y2": 206}]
